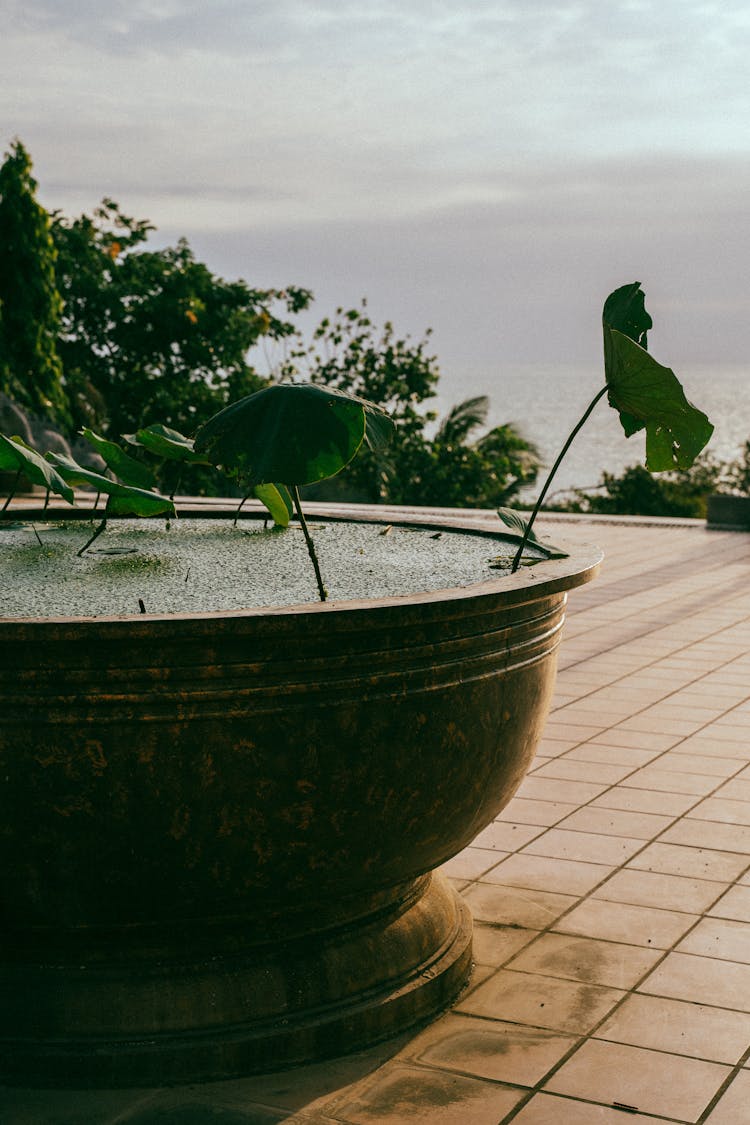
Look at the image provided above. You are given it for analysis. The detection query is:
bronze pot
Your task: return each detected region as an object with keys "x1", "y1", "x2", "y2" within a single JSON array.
[{"x1": 0, "y1": 508, "x2": 600, "y2": 1085}]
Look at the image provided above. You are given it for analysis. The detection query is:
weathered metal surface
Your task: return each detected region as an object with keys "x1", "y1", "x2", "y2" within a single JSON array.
[{"x1": 0, "y1": 511, "x2": 600, "y2": 1085}]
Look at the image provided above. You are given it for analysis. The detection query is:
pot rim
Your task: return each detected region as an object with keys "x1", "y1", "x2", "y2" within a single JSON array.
[{"x1": 0, "y1": 502, "x2": 602, "y2": 626}]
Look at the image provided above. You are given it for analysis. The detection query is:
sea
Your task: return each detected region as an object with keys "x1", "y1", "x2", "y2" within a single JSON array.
[{"x1": 433, "y1": 363, "x2": 750, "y2": 502}]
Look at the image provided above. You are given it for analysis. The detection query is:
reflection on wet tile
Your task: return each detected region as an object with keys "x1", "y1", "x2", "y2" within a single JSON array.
[
  {"x1": 506, "y1": 932, "x2": 661, "y2": 990},
  {"x1": 406, "y1": 1013, "x2": 578, "y2": 1086},
  {"x1": 457, "y1": 969, "x2": 624, "y2": 1033},
  {"x1": 332, "y1": 1063, "x2": 523, "y2": 1124}
]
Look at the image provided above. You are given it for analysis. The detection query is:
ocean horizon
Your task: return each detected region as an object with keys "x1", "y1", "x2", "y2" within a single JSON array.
[{"x1": 433, "y1": 363, "x2": 749, "y2": 502}]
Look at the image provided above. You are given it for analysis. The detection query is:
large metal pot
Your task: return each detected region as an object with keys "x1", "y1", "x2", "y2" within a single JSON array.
[{"x1": 0, "y1": 508, "x2": 600, "y2": 1086}]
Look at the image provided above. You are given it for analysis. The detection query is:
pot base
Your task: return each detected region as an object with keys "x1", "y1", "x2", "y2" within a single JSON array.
[{"x1": 1, "y1": 873, "x2": 472, "y2": 1088}]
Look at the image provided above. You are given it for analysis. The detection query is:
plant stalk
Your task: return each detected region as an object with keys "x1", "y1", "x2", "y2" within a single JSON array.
[
  {"x1": 511, "y1": 384, "x2": 609, "y2": 573},
  {"x1": 291, "y1": 484, "x2": 327, "y2": 602},
  {"x1": 78, "y1": 517, "x2": 108, "y2": 557},
  {"x1": 1, "y1": 469, "x2": 21, "y2": 511}
]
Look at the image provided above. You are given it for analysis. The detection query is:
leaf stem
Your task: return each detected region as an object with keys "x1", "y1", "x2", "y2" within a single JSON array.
[
  {"x1": 234, "y1": 492, "x2": 250, "y2": 527},
  {"x1": 2, "y1": 469, "x2": 21, "y2": 511},
  {"x1": 78, "y1": 517, "x2": 108, "y2": 557},
  {"x1": 511, "y1": 384, "x2": 609, "y2": 573},
  {"x1": 291, "y1": 484, "x2": 327, "y2": 602}
]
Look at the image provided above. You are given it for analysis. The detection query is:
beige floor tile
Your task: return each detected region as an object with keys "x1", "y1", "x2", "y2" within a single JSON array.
[
  {"x1": 406, "y1": 1013, "x2": 579, "y2": 1087},
  {"x1": 676, "y1": 917, "x2": 750, "y2": 963},
  {"x1": 556, "y1": 806, "x2": 672, "y2": 840},
  {"x1": 564, "y1": 744, "x2": 659, "y2": 768},
  {"x1": 596, "y1": 993, "x2": 750, "y2": 1063},
  {"x1": 545, "y1": 1040, "x2": 731, "y2": 1121},
  {"x1": 592, "y1": 869, "x2": 727, "y2": 913},
  {"x1": 462, "y1": 883, "x2": 577, "y2": 929},
  {"x1": 495, "y1": 798, "x2": 579, "y2": 827},
  {"x1": 591, "y1": 786, "x2": 695, "y2": 815},
  {"x1": 626, "y1": 842, "x2": 749, "y2": 882},
  {"x1": 652, "y1": 752, "x2": 743, "y2": 777},
  {"x1": 639, "y1": 951, "x2": 750, "y2": 1010},
  {"x1": 471, "y1": 923, "x2": 538, "y2": 966},
  {"x1": 716, "y1": 777, "x2": 750, "y2": 802},
  {"x1": 470, "y1": 821, "x2": 545, "y2": 852},
  {"x1": 481, "y1": 853, "x2": 611, "y2": 896},
  {"x1": 704, "y1": 1071, "x2": 750, "y2": 1124},
  {"x1": 673, "y1": 735, "x2": 750, "y2": 760},
  {"x1": 440, "y1": 848, "x2": 506, "y2": 880},
  {"x1": 332, "y1": 1063, "x2": 524, "y2": 1124},
  {"x1": 553, "y1": 898, "x2": 697, "y2": 949},
  {"x1": 506, "y1": 933, "x2": 661, "y2": 990},
  {"x1": 708, "y1": 884, "x2": 750, "y2": 922},
  {"x1": 687, "y1": 797, "x2": 750, "y2": 826},
  {"x1": 457, "y1": 969, "x2": 624, "y2": 1033},
  {"x1": 596, "y1": 728, "x2": 682, "y2": 751},
  {"x1": 521, "y1": 828, "x2": 644, "y2": 866},
  {"x1": 509, "y1": 1092, "x2": 666, "y2": 1124},
  {"x1": 515, "y1": 776, "x2": 609, "y2": 804},
  {"x1": 661, "y1": 819, "x2": 750, "y2": 854},
  {"x1": 531, "y1": 759, "x2": 633, "y2": 785},
  {"x1": 621, "y1": 768, "x2": 719, "y2": 795}
]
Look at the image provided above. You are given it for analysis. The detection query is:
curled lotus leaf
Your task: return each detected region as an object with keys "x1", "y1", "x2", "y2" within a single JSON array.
[
  {"x1": 603, "y1": 283, "x2": 713, "y2": 471},
  {"x1": 124, "y1": 424, "x2": 211, "y2": 465}
]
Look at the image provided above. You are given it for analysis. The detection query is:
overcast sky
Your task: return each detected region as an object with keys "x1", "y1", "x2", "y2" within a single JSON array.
[{"x1": 3, "y1": 0, "x2": 750, "y2": 403}]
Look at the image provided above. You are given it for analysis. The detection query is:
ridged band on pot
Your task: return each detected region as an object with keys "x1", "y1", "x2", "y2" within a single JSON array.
[{"x1": 0, "y1": 509, "x2": 601, "y2": 1085}]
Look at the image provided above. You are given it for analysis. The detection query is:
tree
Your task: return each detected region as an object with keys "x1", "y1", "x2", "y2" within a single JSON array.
[
  {"x1": 0, "y1": 139, "x2": 68, "y2": 423},
  {"x1": 51, "y1": 199, "x2": 312, "y2": 440},
  {"x1": 279, "y1": 304, "x2": 539, "y2": 507}
]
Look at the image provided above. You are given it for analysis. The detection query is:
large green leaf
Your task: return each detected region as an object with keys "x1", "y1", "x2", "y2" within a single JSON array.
[
  {"x1": 80, "y1": 427, "x2": 156, "y2": 489},
  {"x1": 194, "y1": 383, "x2": 368, "y2": 485},
  {"x1": 603, "y1": 284, "x2": 713, "y2": 471},
  {"x1": 254, "y1": 482, "x2": 293, "y2": 527},
  {"x1": 124, "y1": 423, "x2": 211, "y2": 465},
  {"x1": 45, "y1": 452, "x2": 175, "y2": 517},
  {"x1": 0, "y1": 435, "x2": 74, "y2": 504}
]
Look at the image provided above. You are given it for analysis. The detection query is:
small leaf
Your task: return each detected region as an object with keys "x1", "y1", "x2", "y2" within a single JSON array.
[
  {"x1": 254, "y1": 482, "x2": 293, "y2": 527},
  {"x1": 0, "y1": 435, "x2": 74, "y2": 504},
  {"x1": 496, "y1": 507, "x2": 568, "y2": 559},
  {"x1": 105, "y1": 490, "x2": 175, "y2": 518},
  {"x1": 80, "y1": 427, "x2": 155, "y2": 489},
  {"x1": 194, "y1": 383, "x2": 368, "y2": 486},
  {"x1": 603, "y1": 285, "x2": 714, "y2": 471},
  {"x1": 46, "y1": 452, "x2": 175, "y2": 517},
  {"x1": 125, "y1": 424, "x2": 211, "y2": 464}
]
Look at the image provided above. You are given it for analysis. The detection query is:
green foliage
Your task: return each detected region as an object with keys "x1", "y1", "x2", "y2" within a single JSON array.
[
  {"x1": 45, "y1": 451, "x2": 175, "y2": 518},
  {"x1": 194, "y1": 383, "x2": 392, "y2": 487},
  {"x1": 50, "y1": 198, "x2": 312, "y2": 447},
  {"x1": 0, "y1": 434, "x2": 73, "y2": 504},
  {"x1": 551, "y1": 457, "x2": 722, "y2": 518},
  {"x1": 253, "y1": 482, "x2": 293, "y2": 527},
  {"x1": 603, "y1": 282, "x2": 714, "y2": 470},
  {"x1": 721, "y1": 441, "x2": 750, "y2": 495},
  {"x1": 0, "y1": 140, "x2": 68, "y2": 423},
  {"x1": 508, "y1": 283, "x2": 714, "y2": 571},
  {"x1": 79, "y1": 427, "x2": 156, "y2": 490},
  {"x1": 277, "y1": 305, "x2": 539, "y2": 506}
]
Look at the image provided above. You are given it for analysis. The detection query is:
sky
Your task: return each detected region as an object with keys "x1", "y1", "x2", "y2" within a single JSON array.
[{"x1": 3, "y1": 0, "x2": 750, "y2": 411}]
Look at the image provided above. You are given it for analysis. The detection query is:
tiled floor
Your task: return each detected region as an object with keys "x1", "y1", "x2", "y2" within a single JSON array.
[{"x1": 3, "y1": 511, "x2": 750, "y2": 1124}]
